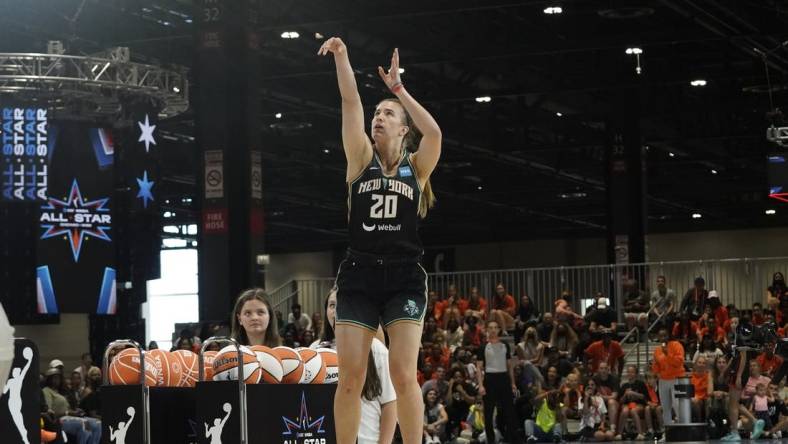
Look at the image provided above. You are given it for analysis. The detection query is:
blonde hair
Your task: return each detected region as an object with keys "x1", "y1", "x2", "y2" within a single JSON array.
[{"x1": 379, "y1": 98, "x2": 436, "y2": 218}]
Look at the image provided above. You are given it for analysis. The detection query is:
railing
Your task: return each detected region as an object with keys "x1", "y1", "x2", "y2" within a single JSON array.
[
  {"x1": 428, "y1": 256, "x2": 788, "y2": 321},
  {"x1": 267, "y1": 256, "x2": 788, "y2": 338}
]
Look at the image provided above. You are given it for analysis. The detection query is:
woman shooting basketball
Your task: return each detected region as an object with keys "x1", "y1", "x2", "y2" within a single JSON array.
[{"x1": 318, "y1": 37, "x2": 442, "y2": 444}]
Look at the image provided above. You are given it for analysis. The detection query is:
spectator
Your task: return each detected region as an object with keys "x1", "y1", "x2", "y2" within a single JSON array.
[
  {"x1": 74, "y1": 353, "x2": 99, "y2": 388},
  {"x1": 697, "y1": 317, "x2": 726, "y2": 345},
  {"x1": 43, "y1": 368, "x2": 101, "y2": 444},
  {"x1": 672, "y1": 312, "x2": 699, "y2": 355},
  {"x1": 147, "y1": 341, "x2": 159, "y2": 350},
  {"x1": 525, "y1": 390, "x2": 563, "y2": 443},
  {"x1": 536, "y1": 312, "x2": 555, "y2": 344},
  {"x1": 708, "y1": 355, "x2": 730, "y2": 414},
  {"x1": 64, "y1": 371, "x2": 83, "y2": 410},
  {"x1": 765, "y1": 382, "x2": 788, "y2": 438},
  {"x1": 559, "y1": 372, "x2": 584, "y2": 427},
  {"x1": 423, "y1": 388, "x2": 448, "y2": 444},
  {"x1": 549, "y1": 322, "x2": 579, "y2": 361},
  {"x1": 692, "y1": 335, "x2": 724, "y2": 364},
  {"x1": 543, "y1": 365, "x2": 563, "y2": 391},
  {"x1": 706, "y1": 291, "x2": 729, "y2": 332},
  {"x1": 422, "y1": 366, "x2": 450, "y2": 403},
  {"x1": 80, "y1": 367, "x2": 102, "y2": 419},
  {"x1": 465, "y1": 287, "x2": 487, "y2": 321},
  {"x1": 644, "y1": 372, "x2": 663, "y2": 436},
  {"x1": 584, "y1": 331, "x2": 625, "y2": 374},
  {"x1": 311, "y1": 312, "x2": 323, "y2": 338},
  {"x1": 425, "y1": 345, "x2": 451, "y2": 377},
  {"x1": 489, "y1": 283, "x2": 517, "y2": 332},
  {"x1": 462, "y1": 316, "x2": 483, "y2": 350},
  {"x1": 287, "y1": 303, "x2": 312, "y2": 334},
  {"x1": 750, "y1": 383, "x2": 771, "y2": 439},
  {"x1": 690, "y1": 356, "x2": 710, "y2": 422},
  {"x1": 446, "y1": 368, "x2": 476, "y2": 438},
  {"x1": 623, "y1": 279, "x2": 650, "y2": 337},
  {"x1": 445, "y1": 319, "x2": 463, "y2": 352},
  {"x1": 593, "y1": 362, "x2": 621, "y2": 436},
  {"x1": 767, "y1": 272, "x2": 788, "y2": 325},
  {"x1": 554, "y1": 291, "x2": 584, "y2": 330},
  {"x1": 173, "y1": 336, "x2": 194, "y2": 352},
  {"x1": 423, "y1": 317, "x2": 441, "y2": 346},
  {"x1": 679, "y1": 277, "x2": 708, "y2": 321},
  {"x1": 752, "y1": 302, "x2": 765, "y2": 326},
  {"x1": 587, "y1": 296, "x2": 617, "y2": 337},
  {"x1": 542, "y1": 346, "x2": 574, "y2": 379},
  {"x1": 580, "y1": 378, "x2": 614, "y2": 441},
  {"x1": 615, "y1": 364, "x2": 649, "y2": 440},
  {"x1": 756, "y1": 341, "x2": 784, "y2": 377},
  {"x1": 650, "y1": 276, "x2": 676, "y2": 331},
  {"x1": 742, "y1": 361, "x2": 771, "y2": 403},
  {"x1": 652, "y1": 327, "x2": 685, "y2": 430},
  {"x1": 302, "y1": 329, "x2": 315, "y2": 348},
  {"x1": 516, "y1": 326, "x2": 546, "y2": 369},
  {"x1": 514, "y1": 294, "x2": 540, "y2": 339}
]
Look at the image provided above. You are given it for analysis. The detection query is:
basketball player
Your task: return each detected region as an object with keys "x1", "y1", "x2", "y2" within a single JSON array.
[
  {"x1": 230, "y1": 289, "x2": 281, "y2": 347},
  {"x1": 318, "y1": 37, "x2": 442, "y2": 444}
]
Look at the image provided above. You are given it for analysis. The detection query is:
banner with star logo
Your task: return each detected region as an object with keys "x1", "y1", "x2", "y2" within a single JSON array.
[{"x1": 36, "y1": 123, "x2": 116, "y2": 314}]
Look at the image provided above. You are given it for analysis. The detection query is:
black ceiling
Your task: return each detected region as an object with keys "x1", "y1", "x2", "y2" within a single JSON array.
[{"x1": 3, "y1": 0, "x2": 788, "y2": 253}]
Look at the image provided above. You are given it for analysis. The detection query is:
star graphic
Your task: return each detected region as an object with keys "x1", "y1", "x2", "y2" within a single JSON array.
[
  {"x1": 281, "y1": 392, "x2": 326, "y2": 435},
  {"x1": 40, "y1": 179, "x2": 112, "y2": 262},
  {"x1": 136, "y1": 170, "x2": 155, "y2": 208},
  {"x1": 137, "y1": 114, "x2": 157, "y2": 152}
]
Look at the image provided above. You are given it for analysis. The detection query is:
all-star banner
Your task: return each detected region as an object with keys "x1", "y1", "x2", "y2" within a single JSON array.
[{"x1": 36, "y1": 123, "x2": 116, "y2": 314}]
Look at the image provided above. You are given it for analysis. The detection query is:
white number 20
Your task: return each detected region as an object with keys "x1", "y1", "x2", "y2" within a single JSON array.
[{"x1": 370, "y1": 194, "x2": 397, "y2": 219}]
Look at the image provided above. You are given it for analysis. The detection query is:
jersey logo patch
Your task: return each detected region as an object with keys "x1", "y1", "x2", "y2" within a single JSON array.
[
  {"x1": 403, "y1": 299, "x2": 419, "y2": 316},
  {"x1": 399, "y1": 166, "x2": 412, "y2": 177},
  {"x1": 362, "y1": 223, "x2": 376, "y2": 232}
]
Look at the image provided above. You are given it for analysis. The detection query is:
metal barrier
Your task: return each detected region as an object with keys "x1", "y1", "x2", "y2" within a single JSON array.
[{"x1": 267, "y1": 256, "x2": 788, "y2": 329}]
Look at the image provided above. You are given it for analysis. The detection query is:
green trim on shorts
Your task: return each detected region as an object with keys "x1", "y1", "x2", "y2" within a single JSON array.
[
  {"x1": 335, "y1": 319, "x2": 378, "y2": 333},
  {"x1": 384, "y1": 318, "x2": 424, "y2": 327}
]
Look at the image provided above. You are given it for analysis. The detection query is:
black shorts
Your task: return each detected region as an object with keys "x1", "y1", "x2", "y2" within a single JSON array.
[{"x1": 335, "y1": 249, "x2": 428, "y2": 332}]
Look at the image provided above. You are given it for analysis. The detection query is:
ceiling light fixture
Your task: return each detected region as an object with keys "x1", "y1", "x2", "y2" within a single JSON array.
[
  {"x1": 275, "y1": 113, "x2": 282, "y2": 119},
  {"x1": 711, "y1": 169, "x2": 718, "y2": 174},
  {"x1": 668, "y1": 152, "x2": 675, "y2": 157},
  {"x1": 766, "y1": 209, "x2": 776, "y2": 215},
  {"x1": 280, "y1": 31, "x2": 300, "y2": 39},
  {"x1": 625, "y1": 47, "x2": 644, "y2": 75},
  {"x1": 475, "y1": 96, "x2": 491, "y2": 103},
  {"x1": 556, "y1": 112, "x2": 563, "y2": 117},
  {"x1": 690, "y1": 79, "x2": 707, "y2": 87},
  {"x1": 543, "y1": 6, "x2": 563, "y2": 14},
  {"x1": 692, "y1": 213, "x2": 702, "y2": 219}
]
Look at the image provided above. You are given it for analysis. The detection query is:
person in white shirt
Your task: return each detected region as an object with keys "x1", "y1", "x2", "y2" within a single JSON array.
[
  {"x1": 288, "y1": 302, "x2": 313, "y2": 334},
  {"x1": 314, "y1": 289, "x2": 397, "y2": 444}
]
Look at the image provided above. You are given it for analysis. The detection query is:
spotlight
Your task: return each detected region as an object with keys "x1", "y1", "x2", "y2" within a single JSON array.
[
  {"x1": 692, "y1": 213, "x2": 702, "y2": 219},
  {"x1": 711, "y1": 169, "x2": 718, "y2": 174},
  {"x1": 172, "y1": 86, "x2": 180, "y2": 93},
  {"x1": 625, "y1": 47, "x2": 644, "y2": 75},
  {"x1": 625, "y1": 47, "x2": 643, "y2": 55},
  {"x1": 690, "y1": 79, "x2": 707, "y2": 87},
  {"x1": 475, "y1": 96, "x2": 491, "y2": 103},
  {"x1": 280, "y1": 31, "x2": 300, "y2": 39},
  {"x1": 323, "y1": 149, "x2": 330, "y2": 154},
  {"x1": 275, "y1": 113, "x2": 282, "y2": 119},
  {"x1": 543, "y1": 6, "x2": 563, "y2": 14},
  {"x1": 556, "y1": 112, "x2": 563, "y2": 117},
  {"x1": 668, "y1": 152, "x2": 675, "y2": 157},
  {"x1": 766, "y1": 209, "x2": 776, "y2": 215},
  {"x1": 477, "y1": 186, "x2": 483, "y2": 190}
]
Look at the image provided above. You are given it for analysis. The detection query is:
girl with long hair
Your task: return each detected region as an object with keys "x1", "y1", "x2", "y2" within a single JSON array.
[{"x1": 230, "y1": 288, "x2": 281, "y2": 347}]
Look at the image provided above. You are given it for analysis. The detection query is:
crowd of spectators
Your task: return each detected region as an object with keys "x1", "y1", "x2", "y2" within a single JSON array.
[{"x1": 408, "y1": 272, "x2": 788, "y2": 443}]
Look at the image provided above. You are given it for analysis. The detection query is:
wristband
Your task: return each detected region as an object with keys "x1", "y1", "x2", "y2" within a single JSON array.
[{"x1": 390, "y1": 82, "x2": 404, "y2": 94}]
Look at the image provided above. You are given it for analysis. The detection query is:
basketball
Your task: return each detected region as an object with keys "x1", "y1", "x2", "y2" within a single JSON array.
[
  {"x1": 148, "y1": 349, "x2": 180, "y2": 387},
  {"x1": 212, "y1": 345, "x2": 261, "y2": 383},
  {"x1": 250, "y1": 345, "x2": 283, "y2": 384},
  {"x1": 108, "y1": 348, "x2": 158, "y2": 386},
  {"x1": 272, "y1": 346, "x2": 304, "y2": 384},
  {"x1": 316, "y1": 348, "x2": 338, "y2": 384},
  {"x1": 202, "y1": 351, "x2": 217, "y2": 381},
  {"x1": 171, "y1": 349, "x2": 199, "y2": 387},
  {"x1": 297, "y1": 347, "x2": 326, "y2": 384}
]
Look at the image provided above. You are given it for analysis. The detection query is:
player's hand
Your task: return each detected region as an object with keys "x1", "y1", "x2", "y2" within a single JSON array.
[
  {"x1": 478, "y1": 385, "x2": 486, "y2": 396},
  {"x1": 377, "y1": 48, "x2": 402, "y2": 91},
  {"x1": 317, "y1": 37, "x2": 347, "y2": 56}
]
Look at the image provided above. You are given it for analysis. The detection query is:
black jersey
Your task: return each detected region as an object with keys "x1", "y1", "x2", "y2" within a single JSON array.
[{"x1": 348, "y1": 152, "x2": 422, "y2": 255}]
